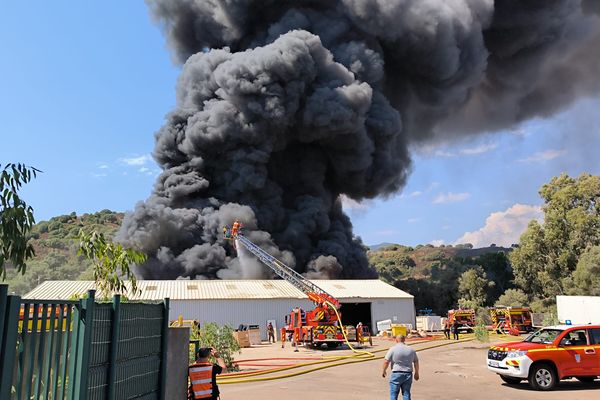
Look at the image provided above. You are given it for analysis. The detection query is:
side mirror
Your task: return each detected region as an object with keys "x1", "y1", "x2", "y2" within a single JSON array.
[{"x1": 560, "y1": 339, "x2": 572, "y2": 347}]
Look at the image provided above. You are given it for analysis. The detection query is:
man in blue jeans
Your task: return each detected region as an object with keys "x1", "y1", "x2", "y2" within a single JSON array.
[{"x1": 382, "y1": 335, "x2": 420, "y2": 400}]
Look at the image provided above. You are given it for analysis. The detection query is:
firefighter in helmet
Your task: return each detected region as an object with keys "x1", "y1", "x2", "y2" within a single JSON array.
[{"x1": 231, "y1": 220, "x2": 241, "y2": 237}]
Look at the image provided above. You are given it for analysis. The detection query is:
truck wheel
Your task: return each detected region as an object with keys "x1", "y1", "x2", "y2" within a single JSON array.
[
  {"x1": 500, "y1": 375, "x2": 522, "y2": 385},
  {"x1": 576, "y1": 376, "x2": 597, "y2": 383},
  {"x1": 528, "y1": 363, "x2": 557, "y2": 391},
  {"x1": 326, "y1": 342, "x2": 339, "y2": 349}
]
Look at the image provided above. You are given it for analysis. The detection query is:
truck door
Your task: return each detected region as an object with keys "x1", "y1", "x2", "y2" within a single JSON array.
[
  {"x1": 588, "y1": 328, "x2": 600, "y2": 373},
  {"x1": 557, "y1": 329, "x2": 596, "y2": 377}
]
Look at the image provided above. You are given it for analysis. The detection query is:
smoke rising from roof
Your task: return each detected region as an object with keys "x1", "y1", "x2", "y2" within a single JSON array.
[{"x1": 117, "y1": 0, "x2": 600, "y2": 280}]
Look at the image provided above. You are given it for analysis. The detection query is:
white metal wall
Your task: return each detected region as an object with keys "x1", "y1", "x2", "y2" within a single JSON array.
[
  {"x1": 370, "y1": 299, "x2": 416, "y2": 333},
  {"x1": 170, "y1": 299, "x2": 313, "y2": 340},
  {"x1": 170, "y1": 297, "x2": 415, "y2": 339}
]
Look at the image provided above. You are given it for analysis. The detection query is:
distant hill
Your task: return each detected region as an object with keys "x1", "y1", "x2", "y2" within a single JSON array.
[
  {"x1": 4, "y1": 210, "x2": 515, "y2": 313},
  {"x1": 3, "y1": 210, "x2": 124, "y2": 295},
  {"x1": 368, "y1": 242, "x2": 397, "y2": 251},
  {"x1": 367, "y1": 243, "x2": 514, "y2": 315}
]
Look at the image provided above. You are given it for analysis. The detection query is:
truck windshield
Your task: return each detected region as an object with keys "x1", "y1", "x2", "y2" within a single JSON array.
[{"x1": 524, "y1": 329, "x2": 563, "y2": 344}]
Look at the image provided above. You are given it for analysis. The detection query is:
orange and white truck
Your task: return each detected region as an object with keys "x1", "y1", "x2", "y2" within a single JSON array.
[
  {"x1": 487, "y1": 324, "x2": 600, "y2": 390},
  {"x1": 447, "y1": 309, "x2": 475, "y2": 333}
]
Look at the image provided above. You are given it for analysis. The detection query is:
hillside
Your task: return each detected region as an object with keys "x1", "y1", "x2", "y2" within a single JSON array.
[
  {"x1": 3, "y1": 210, "x2": 124, "y2": 295},
  {"x1": 4, "y1": 211, "x2": 515, "y2": 314},
  {"x1": 368, "y1": 243, "x2": 514, "y2": 315}
]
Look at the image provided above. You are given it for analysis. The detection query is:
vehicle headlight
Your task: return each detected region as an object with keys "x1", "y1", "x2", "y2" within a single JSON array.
[{"x1": 506, "y1": 350, "x2": 527, "y2": 358}]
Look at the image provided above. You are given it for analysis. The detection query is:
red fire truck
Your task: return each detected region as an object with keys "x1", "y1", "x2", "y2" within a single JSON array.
[
  {"x1": 489, "y1": 307, "x2": 533, "y2": 335},
  {"x1": 224, "y1": 225, "x2": 367, "y2": 348},
  {"x1": 447, "y1": 309, "x2": 476, "y2": 333}
]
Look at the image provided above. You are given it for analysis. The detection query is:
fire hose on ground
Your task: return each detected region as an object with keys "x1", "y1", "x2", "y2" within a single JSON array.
[
  {"x1": 218, "y1": 331, "x2": 516, "y2": 384},
  {"x1": 218, "y1": 336, "x2": 476, "y2": 384}
]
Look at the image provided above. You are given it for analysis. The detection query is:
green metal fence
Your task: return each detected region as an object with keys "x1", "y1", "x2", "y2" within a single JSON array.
[{"x1": 0, "y1": 285, "x2": 169, "y2": 400}]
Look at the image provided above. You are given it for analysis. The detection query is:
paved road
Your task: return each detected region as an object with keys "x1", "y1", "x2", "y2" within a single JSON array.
[{"x1": 220, "y1": 339, "x2": 600, "y2": 400}]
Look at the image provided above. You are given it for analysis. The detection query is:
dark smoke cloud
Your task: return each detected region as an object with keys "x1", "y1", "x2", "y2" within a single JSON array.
[{"x1": 117, "y1": 0, "x2": 600, "y2": 280}]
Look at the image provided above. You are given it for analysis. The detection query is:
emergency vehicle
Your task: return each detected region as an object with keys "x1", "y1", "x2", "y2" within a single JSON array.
[
  {"x1": 487, "y1": 324, "x2": 600, "y2": 390},
  {"x1": 223, "y1": 224, "x2": 368, "y2": 348},
  {"x1": 489, "y1": 307, "x2": 533, "y2": 335},
  {"x1": 447, "y1": 309, "x2": 475, "y2": 333}
]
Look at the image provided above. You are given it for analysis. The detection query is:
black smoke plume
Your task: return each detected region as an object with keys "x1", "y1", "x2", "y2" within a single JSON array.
[{"x1": 117, "y1": 0, "x2": 600, "y2": 279}]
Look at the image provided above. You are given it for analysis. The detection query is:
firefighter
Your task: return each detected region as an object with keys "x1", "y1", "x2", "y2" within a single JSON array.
[
  {"x1": 231, "y1": 220, "x2": 241, "y2": 237},
  {"x1": 452, "y1": 319, "x2": 460, "y2": 341},
  {"x1": 188, "y1": 347, "x2": 226, "y2": 400},
  {"x1": 356, "y1": 322, "x2": 364, "y2": 347},
  {"x1": 443, "y1": 319, "x2": 451, "y2": 340},
  {"x1": 267, "y1": 322, "x2": 275, "y2": 343}
]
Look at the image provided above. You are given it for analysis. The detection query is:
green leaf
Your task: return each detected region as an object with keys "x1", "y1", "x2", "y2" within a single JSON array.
[{"x1": 0, "y1": 163, "x2": 40, "y2": 279}]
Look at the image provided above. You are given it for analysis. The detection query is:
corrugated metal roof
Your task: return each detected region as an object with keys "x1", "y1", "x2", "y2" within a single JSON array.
[
  {"x1": 24, "y1": 279, "x2": 412, "y2": 301},
  {"x1": 310, "y1": 280, "x2": 413, "y2": 299}
]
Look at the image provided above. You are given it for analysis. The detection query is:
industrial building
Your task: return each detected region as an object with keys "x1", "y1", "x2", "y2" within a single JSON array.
[{"x1": 25, "y1": 279, "x2": 414, "y2": 340}]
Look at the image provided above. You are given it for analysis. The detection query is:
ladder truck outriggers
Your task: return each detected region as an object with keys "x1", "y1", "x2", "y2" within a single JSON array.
[{"x1": 224, "y1": 222, "x2": 368, "y2": 349}]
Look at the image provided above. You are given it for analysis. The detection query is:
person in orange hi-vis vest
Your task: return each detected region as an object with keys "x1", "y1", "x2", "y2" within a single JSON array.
[{"x1": 188, "y1": 347, "x2": 227, "y2": 400}]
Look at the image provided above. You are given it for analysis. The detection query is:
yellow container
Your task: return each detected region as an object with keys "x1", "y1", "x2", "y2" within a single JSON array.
[{"x1": 391, "y1": 324, "x2": 407, "y2": 337}]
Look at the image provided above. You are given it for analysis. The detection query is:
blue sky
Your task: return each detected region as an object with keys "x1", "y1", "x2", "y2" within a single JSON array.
[{"x1": 2, "y1": 2, "x2": 599, "y2": 248}]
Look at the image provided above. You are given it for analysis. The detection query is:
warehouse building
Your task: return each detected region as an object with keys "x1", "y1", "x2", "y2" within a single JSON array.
[{"x1": 25, "y1": 279, "x2": 414, "y2": 340}]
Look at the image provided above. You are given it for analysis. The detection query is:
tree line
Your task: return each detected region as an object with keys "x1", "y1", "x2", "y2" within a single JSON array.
[
  {"x1": 370, "y1": 173, "x2": 600, "y2": 316},
  {"x1": 2, "y1": 164, "x2": 599, "y2": 313}
]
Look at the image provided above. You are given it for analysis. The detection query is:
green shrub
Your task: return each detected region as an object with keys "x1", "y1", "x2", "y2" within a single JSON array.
[
  {"x1": 474, "y1": 316, "x2": 489, "y2": 342},
  {"x1": 191, "y1": 322, "x2": 241, "y2": 370},
  {"x1": 542, "y1": 313, "x2": 559, "y2": 326}
]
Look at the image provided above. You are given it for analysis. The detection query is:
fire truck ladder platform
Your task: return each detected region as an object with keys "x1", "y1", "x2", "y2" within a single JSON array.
[{"x1": 236, "y1": 234, "x2": 335, "y2": 303}]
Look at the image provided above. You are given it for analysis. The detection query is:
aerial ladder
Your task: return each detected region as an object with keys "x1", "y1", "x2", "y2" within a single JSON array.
[{"x1": 223, "y1": 222, "x2": 370, "y2": 349}]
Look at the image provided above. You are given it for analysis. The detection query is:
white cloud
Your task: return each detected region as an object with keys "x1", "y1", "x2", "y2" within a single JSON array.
[
  {"x1": 517, "y1": 149, "x2": 566, "y2": 163},
  {"x1": 98, "y1": 164, "x2": 109, "y2": 169},
  {"x1": 460, "y1": 143, "x2": 498, "y2": 155},
  {"x1": 407, "y1": 218, "x2": 420, "y2": 223},
  {"x1": 400, "y1": 183, "x2": 437, "y2": 199},
  {"x1": 435, "y1": 150, "x2": 455, "y2": 157},
  {"x1": 91, "y1": 173, "x2": 107, "y2": 178},
  {"x1": 454, "y1": 203, "x2": 543, "y2": 248},
  {"x1": 340, "y1": 195, "x2": 371, "y2": 211},
  {"x1": 139, "y1": 167, "x2": 149, "y2": 173},
  {"x1": 429, "y1": 239, "x2": 445, "y2": 247},
  {"x1": 400, "y1": 190, "x2": 422, "y2": 199},
  {"x1": 375, "y1": 229, "x2": 397, "y2": 236},
  {"x1": 422, "y1": 143, "x2": 498, "y2": 157},
  {"x1": 509, "y1": 127, "x2": 529, "y2": 137},
  {"x1": 432, "y1": 192, "x2": 471, "y2": 204},
  {"x1": 121, "y1": 154, "x2": 151, "y2": 166}
]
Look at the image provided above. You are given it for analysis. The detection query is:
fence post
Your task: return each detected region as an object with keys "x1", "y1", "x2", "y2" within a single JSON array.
[
  {"x1": 159, "y1": 298, "x2": 170, "y2": 400},
  {"x1": 107, "y1": 294, "x2": 121, "y2": 400},
  {"x1": 73, "y1": 289, "x2": 96, "y2": 400},
  {"x1": 0, "y1": 284, "x2": 7, "y2": 357},
  {"x1": 0, "y1": 293, "x2": 21, "y2": 400}
]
